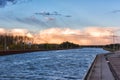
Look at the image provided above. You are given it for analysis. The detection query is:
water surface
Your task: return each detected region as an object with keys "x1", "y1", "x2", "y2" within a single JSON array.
[{"x1": 0, "y1": 48, "x2": 108, "y2": 80}]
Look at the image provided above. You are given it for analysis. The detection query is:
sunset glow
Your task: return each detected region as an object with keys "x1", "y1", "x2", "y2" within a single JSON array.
[{"x1": 0, "y1": 27, "x2": 119, "y2": 45}]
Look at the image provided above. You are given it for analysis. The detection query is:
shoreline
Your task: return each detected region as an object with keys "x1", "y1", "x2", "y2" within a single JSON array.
[
  {"x1": 0, "y1": 48, "x2": 80, "y2": 56},
  {"x1": 84, "y1": 51, "x2": 120, "y2": 80}
]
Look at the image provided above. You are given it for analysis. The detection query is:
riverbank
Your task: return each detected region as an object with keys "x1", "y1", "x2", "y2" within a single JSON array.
[
  {"x1": 84, "y1": 51, "x2": 120, "y2": 80},
  {"x1": 0, "y1": 50, "x2": 42, "y2": 56},
  {"x1": 84, "y1": 53, "x2": 114, "y2": 80},
  {"x1": 0, "y1": 48, "x2": 80, "y2": 56}
]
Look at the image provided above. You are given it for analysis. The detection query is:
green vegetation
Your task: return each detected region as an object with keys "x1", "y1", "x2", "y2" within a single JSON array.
[
  {"x1": 0, "y1": 35, "x2": 33, "y2": 50},
  {"x1": 59, "y1": 41, "x2": 80, "y2": 49},
  {"x1": 38, "y1": 41, "x2": 80, "y2": 50},
  {"x1": 103, "y1": 44, "x2": 120, "y2": 52},
  {"x1": 0, "y1": 35, "x2": 80, "y2": 51}
]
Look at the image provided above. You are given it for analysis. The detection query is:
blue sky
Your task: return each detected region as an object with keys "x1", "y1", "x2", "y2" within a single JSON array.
[{"x1": 0, "y1": 0, "x2": 120, "y2": 32}]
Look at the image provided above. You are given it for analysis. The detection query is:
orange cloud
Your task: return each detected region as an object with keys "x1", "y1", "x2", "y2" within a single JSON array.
[
  {"x1": 33, "y1": 27, "x2": 119, "y2": 45},
  {"x1": 10, "y1": 29, "x2": 28, "y2": 36},
  {"x1": 0, "y1": 28, "x2": 6, "y2": 35},
  {"x1": 0, "y1": 27, "x2": 119, "y2": 45}
]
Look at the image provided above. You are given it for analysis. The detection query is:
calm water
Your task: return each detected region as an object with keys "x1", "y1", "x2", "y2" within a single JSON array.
[{"x1": 0, "y1": 48, "x2": 108, "y2": 80}]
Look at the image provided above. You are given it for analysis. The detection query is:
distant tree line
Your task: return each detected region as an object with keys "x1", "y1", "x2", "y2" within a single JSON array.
[
  {"x1": 79, "y1": 44, "x2": 120, "y2": 52},
  {"x1": 0, "y1": 35, "x2": 80, "y2": 51},
  {"x1": 0, "y1": 35, "x2": 35, "y2": 50},
  {"x1": 103, "y1": 44, "x2": 120, "y2": 52},
  {"x1": 38, "y1": 41, "x2": 80, "y2": 50}
]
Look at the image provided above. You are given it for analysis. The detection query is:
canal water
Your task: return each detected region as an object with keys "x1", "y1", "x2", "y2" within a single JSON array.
[{"x1": 0, "y1": 48, "x2": 108, "y2": 80}]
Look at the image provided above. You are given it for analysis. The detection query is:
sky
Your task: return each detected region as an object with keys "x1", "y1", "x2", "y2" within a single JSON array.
[{"x1": 0, "y1": 0, "x2": 120, "y2": 45}]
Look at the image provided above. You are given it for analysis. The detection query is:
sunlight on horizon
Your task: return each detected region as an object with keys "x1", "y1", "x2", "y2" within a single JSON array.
[{"x1": 0, "y1": 27, "x2": 120, "y2": 45}]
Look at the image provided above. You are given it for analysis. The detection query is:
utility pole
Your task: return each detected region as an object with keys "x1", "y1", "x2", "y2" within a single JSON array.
[
  {"x1": 4, "y1": 34, "x2": 7, "y2": 51},
  {"x1": 4, "y1": 30, "x2": 8, "y2": 51},
  {"x1": 112, "y1": 32, "x2": 116, "y2": 51},
  {"x1": 107, "y1": 29, "x2": 120, "y2": 52}
]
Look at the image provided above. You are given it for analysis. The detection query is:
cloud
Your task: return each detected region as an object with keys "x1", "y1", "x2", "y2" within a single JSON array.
[
  {"x1": 0, "y1": 27, "x2": 119, "y2": 45},
  {"x1": 0, "y1": 0, "x2": 31, "y2": 8},
  {"x1": 44, "y1": 17, "x2": 55, "y2": 21},
  {"x1": 0, "y1": 0, "x2": 17, "y2": 7},
  {"x1": 15, "y1": 16, "x2": 48, "y2": 27},
  {"x1": 35, "y1": 11, "x2": 71, "y2": 17},
  {"x1": 110, "y1": 10, "x2": 120, "y2": 14},
  {"x1": 35, "y1": 11, "x2": 61, "y2": 16},
  {"x1": 10, "y1": 28, "x2": 28, "y2": 36},
  {"x1": 34, "y1": 27, "x2": 119, "y2": 45},
  {"x1": 83, "y1": 27, "x2": 115, "y2": 37},
  {"x1": 0, "y1": 28, "x2": 6, "y2": 34}
]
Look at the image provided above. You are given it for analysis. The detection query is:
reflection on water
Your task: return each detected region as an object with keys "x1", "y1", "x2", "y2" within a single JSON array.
[{"x1": 0, "y1": 48, "x2": 108, "y2": 80}]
